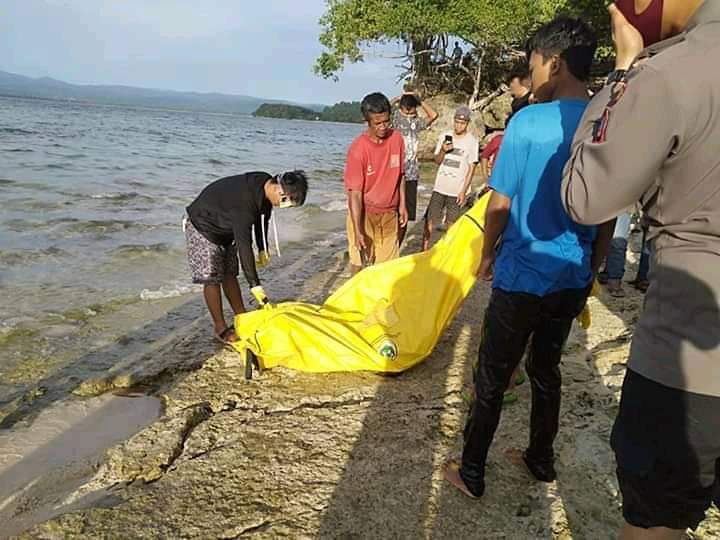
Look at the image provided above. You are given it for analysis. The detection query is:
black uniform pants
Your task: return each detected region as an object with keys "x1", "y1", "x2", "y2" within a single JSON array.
[{"x1": 459, "y1": 286, "x2": 589, "y2": 497}]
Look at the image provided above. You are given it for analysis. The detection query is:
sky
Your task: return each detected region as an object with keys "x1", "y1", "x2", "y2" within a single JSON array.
[{"x1": 1, "y1": 0, "x2": 405, "y2": 105}]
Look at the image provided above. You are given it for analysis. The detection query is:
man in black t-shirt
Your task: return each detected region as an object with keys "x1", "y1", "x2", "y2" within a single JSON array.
[
  {"x1": 184, "y1": 170, "x2": 308, "y2": 343},
  {"x1": 508, "y1": 68, "x2": 532, "y2": 117}
]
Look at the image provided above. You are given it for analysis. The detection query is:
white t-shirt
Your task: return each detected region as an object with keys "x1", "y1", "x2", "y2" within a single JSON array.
[{"x1": 433, "y1": 131, "x2": 479, "y2": 196}]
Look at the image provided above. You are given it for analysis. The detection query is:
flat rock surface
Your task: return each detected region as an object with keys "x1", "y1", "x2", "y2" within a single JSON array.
[{"x1": 15, "y1": 231, "x2": 720, "y2": 539}]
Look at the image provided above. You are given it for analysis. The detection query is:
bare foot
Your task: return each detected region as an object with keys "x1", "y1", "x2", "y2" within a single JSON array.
[
  {"x1": 443, "y1": 460, "x2": 480, "y2": 499},
  {"x1": 214, "y1": 326, "x2": 237, "y2": 344}
]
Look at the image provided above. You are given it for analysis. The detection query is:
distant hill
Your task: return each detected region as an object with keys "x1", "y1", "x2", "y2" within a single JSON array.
[
  {"x1": 0, "y1": 70, "x2": 325, "y2": 114},
  {"x1": 254, "y1": 100, "x2": 364, "y2": 124}
]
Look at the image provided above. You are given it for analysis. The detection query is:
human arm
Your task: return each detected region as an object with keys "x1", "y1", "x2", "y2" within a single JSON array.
[
  {"x1": 253, "y1": 211, "x2": 271, "y2": 266},
  {"x1": 348, "y1": 190, "x2": 368, "y2": 252},
  {"x1": 458, "y1": 162, "x2": 477, "y2": 206},
  {"x1": 232, "y1": 213, "x2": 261, "y2": 290},
  {"x1": 591, "y1": 219, "x2": 616, "y2": 276},
  {"x1": 344, "y1": 145, "x2": 368, "y2": 253},
  {"x1": 434, "y1": 134, "x2": 453, "y2": 165},
  {"x1": 561, "y1": 66, "x2": 680, "y2": 225},
  {"x1": 398, "y1": 174, "x2": 408, "y2": 226},
  {"x1": 478, "y1": 121, "x2": 524, "y2": 279},
  {"x1": 418, "y1": 97, "x2": 439, "y2": 127},
  {"x1": 398, "y1": 138, "x2": 408, "y2": 226},
  {"x1": 608, "y1": 3, "x2": 645, "y2": 71},
  {"x1": 477, "y1": 190, "x2": 511, "y2": 281},
  {"x1": 458, "y1": 137, "x2": 481, "y2": 205},
  {"x1": 480, "y1": 158, "x2": 490, "y2": 180}
]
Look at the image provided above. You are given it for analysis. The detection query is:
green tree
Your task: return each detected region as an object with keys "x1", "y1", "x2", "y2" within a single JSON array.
[{"x1": 314, "y1": 0, "x2": 613, "y2": 101}]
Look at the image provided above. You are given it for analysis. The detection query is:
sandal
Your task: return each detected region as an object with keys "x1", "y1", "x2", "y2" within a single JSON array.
[
  {"x1": 214, "y1": 325, "x2": 236, "y2": 345},
  {"x1": 443, "y1": 459, "x2": 481, "y2": 499}
]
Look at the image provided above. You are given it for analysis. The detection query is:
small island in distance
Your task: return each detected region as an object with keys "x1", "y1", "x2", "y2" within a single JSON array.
[{"x1": 254, "y1": 101, "x2": 364, "y2": 124}]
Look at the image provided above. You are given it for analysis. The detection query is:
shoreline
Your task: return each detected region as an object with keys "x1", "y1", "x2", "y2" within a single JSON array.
[{"x1": 4, "y1": 190, "x2": 720, "y2": 538}]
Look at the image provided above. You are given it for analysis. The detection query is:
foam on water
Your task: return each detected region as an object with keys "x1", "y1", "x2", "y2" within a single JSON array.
[
  {"x1": 140, "y1": 282, "x2": 202, "y2": 300},
  {"x1": 319, "y1": 199, "x2": 348, "y2": 213}
]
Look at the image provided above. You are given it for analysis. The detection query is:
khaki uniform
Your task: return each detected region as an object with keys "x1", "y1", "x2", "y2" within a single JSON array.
[{"x1": 562, "y1": 2, "x2": 720, "y2": 397}]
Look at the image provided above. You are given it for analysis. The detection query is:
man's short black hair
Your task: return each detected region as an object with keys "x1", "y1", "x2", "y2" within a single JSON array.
[
  {"x1": 508, "y1": 66, "x2": 530, "y2": 84},
  {"x1": 399, "y1": 94, "x2": 420, "y2": 110},
  {"x1": 279, "y1": 170, "x2": 308, "y2": 206},
  {"x1": 361, "y1": 92, "x2": 391, "y2": 120},
  {"x1": 525, "y1": 16, "x2": 597, "y2": 81}
]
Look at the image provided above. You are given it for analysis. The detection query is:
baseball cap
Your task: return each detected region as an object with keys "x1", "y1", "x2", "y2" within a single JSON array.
[{"x1": 455, "y1": 106, "x2": 472, "y2": 121}]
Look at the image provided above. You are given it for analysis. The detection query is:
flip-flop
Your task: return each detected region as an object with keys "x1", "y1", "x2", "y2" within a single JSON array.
[
  {"x1": 514, "y1": 373, "x2": 526, "y2": 386},
  {"x1": 460, "y1": 384, "x2": 475, "y2": 406},
  {"x1": 443, "y1": 460, "x2": 481, "y2": 499},
  {"x1": 214, "y1": 325, "x2": 235, "y2": 345},
  {"x1": 503, "y1": 391, "x2": 519, "y2": 405}
]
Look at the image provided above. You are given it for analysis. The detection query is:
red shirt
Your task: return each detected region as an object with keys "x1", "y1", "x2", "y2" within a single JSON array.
[
  {"x1": 481, "y1": 133, "x2": 504, "y2": 173},
  {"x1": 344, "y1": 130, "x2": 405, "y2": 214}
]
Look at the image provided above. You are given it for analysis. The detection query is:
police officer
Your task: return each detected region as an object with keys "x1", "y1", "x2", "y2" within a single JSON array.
[{"x1": 561, "y1": 1, "x2": 720, "y2": 538}]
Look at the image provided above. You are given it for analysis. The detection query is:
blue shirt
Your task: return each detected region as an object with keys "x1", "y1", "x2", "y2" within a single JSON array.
[{"x1": 489, "y1": 99, "x2": 597, "y2": 296}]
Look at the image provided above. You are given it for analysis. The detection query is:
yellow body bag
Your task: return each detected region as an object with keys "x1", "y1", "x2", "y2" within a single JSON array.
[{"x1": 231, "y1": 194, "x2": 491, "y2": 373}]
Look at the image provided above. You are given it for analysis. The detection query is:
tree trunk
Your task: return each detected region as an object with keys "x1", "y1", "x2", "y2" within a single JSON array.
[
  {"x1": 468, "y1": 49, "x2": 486, "y2": 109},
  {"x1": 411, "y1": 36, "x2": 434, "y2": 82}
]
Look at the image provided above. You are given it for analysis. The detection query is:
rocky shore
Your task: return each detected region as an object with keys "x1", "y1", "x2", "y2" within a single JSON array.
[{"x1": 5, "y1": 196, "x2": 720, "y2": 539}]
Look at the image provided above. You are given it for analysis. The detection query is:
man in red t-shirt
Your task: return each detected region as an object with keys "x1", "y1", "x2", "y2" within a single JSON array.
[
  {"x1": 344, "y1": 92, "x2": 408, "y2": 274},
  {"x1": 480, "y1": 131, "x2": 503, "y2": 182}
]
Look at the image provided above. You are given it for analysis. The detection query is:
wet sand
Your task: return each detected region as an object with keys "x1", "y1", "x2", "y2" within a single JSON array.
[{"x1": 6, "y1": 201, "x2": 720, "y2": 539}]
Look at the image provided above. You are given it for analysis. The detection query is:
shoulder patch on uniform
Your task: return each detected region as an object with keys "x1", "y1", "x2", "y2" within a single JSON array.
[{"x1": 592, "y1": 81, "x2": 628, "y2": 144}]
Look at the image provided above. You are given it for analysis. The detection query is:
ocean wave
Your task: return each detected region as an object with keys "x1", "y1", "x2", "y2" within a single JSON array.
[
  {"x1": 0, "y1": 128, "x2": 35, "y2": 135},
  {"x1": 0, "y1": 246, "x2": 69, "y2": 266},
  {"x1": 3, "y1": 218, "x2": 44, "y2": 232},
  {"x1": 319, "y1": 200, "x2": 347, "y2": 213},
  {"x1": 126, "y1": 180, "x2": 149, "y2": 188},
  {"x1": 111, "y1": 243, "x2": 174, "y2": 257},
  {"x1": 89, "y1": 191, "x2": 155, "y2": 203},
  {"x1": 307, "y1": 169, "x2": 343, "y2": 181},
  {"x1": 207, "y1": 158, "x2": 226, "y2": 166},
  {"x1": 140, "y1": 282, "x2": 201, "y2": 301},
  {"x1": 65, "y1": 220, "x2": 157, "y2": 235},
  {"x1": 3, "y1": 148, "x2": 34, "y2": 153}
]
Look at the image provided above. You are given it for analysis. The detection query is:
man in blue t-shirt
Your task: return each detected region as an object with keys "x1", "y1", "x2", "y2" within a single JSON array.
[{"x1": 444, "y1": 17, "x2": 614, "y2": 499}]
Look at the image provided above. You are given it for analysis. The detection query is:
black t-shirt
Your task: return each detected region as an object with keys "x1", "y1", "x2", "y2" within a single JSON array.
[
  {"x1": 186, "y1": 172, "x2": 272, "y2": 287},
  {"x1": 511, "y1": 92, "x2": 531, "y2": 116}
]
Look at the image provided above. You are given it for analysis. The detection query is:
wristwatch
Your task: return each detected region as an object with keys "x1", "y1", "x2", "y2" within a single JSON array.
[{"x1": 606, "y1": 69, "x2": 628, "y2": 86}]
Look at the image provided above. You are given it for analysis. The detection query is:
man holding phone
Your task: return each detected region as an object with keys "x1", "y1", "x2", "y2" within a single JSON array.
[{"x1": 423, "y1": 106, "x2": 479, "y2": 250}]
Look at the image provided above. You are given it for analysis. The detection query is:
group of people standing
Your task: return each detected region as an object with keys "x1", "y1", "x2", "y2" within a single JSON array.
[
  {"x1": 342, "y1": 2, "x2": 720, "y2": 538},
  {"x1": 179, "y1": 0, "x2": 719, "y2": 536},
  {"x1": 344, "y1": 93, "x2": 482, "y2": 270}
]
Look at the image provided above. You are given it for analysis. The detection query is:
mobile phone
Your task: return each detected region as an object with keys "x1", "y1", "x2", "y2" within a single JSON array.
[{"x1": 445, "y1": 135, "x2": 453, "y2": 144}]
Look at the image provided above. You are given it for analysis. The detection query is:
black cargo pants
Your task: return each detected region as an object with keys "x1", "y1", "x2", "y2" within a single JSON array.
[{"x1": 459, "y1": 285, "x2": 590, "y2": 496}]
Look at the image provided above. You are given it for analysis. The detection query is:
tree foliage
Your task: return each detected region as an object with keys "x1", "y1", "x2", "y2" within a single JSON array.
[
  {"x1": 314, "y1": 0, "x2": 613, "y2": 90},
  {"x1": 254, "y1": 101, "x2": 364, "y2": 124},
  {"x1": 254, "y1": 103, "x2": 318, "y2": 121},
  {"x1": 320, "y1": 101, "x2": 364, "y2": 123}
]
